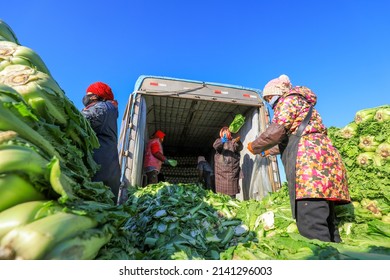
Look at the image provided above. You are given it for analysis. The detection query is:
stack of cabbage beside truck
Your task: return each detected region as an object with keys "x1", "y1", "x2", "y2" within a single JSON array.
[
  {"x1": 0, "y1": 20, "x2": 389, "y2": 260},
  {"x1": 0, "y1": 19, "x2": 126, "y2": 260},
  {"x1": 327, "y1": 105, "x2": 390, "y2": 248}
]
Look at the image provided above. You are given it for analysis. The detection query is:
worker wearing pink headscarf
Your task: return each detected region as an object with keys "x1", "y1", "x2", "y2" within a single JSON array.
[
  {"x1": 247, "y1": 74, "x2": 350, "y2": 243},
  {"x1": 81, "y1": 81, "x2": 121, "y2": 203}
]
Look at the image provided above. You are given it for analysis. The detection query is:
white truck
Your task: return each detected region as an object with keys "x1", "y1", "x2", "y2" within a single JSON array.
[{"x1": 118, "y1": 75, "x2": 281, "y2": 201}]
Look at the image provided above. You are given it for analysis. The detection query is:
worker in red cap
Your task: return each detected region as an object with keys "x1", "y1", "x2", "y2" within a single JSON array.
[
  {"x1": 143, "y1": 130, "x2": 175, "y2": 186},
  {"x1": 81, "y1": 81, "x2": 121, "y2": 203}
]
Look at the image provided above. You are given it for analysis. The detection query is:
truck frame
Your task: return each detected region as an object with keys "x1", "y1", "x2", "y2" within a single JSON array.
[{"x1": 118, "y1": 75, "x2": 281, "y2": 201}]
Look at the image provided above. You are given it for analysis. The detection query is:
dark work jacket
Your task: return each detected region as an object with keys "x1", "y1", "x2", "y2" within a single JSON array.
[
  {"x1": 213, "y1": 138, "x2": 243, "y2": 196},
  {"x1": 82, "y1": 101, "x2": 121, "y2": 200}
]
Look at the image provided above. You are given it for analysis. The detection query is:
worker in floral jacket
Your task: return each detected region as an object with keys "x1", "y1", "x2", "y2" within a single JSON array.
[
  {"x1": 81, "y1": 82, "x2": 121, "y2": 203},
  {"x1": 213, "y1": 127, "x2": 243, "y2": 198},
  {"x1": 247, "y1": 74, "x2": 350, "y2": 243}
]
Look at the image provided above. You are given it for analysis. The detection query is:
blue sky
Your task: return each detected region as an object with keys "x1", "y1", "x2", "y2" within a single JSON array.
[{"x1": 2, "y1": 0, "x2": 389, "y2": 129}]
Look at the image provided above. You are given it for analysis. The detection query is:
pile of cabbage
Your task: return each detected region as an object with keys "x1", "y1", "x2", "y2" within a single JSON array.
[
  {"x1": 102, "y1": 181, "x2": 389, "y2": 260},
  {"x1": 327, "y1": 105, "x2": 390, "y2": 249},
  {"x1": 0, "y1": 19, "x2": 127, "y2": 260},
  {"x1": 103, "y1": 105, "x2": 390, "y2": 260}
]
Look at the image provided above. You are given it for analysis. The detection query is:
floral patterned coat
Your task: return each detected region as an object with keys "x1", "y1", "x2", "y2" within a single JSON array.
[{"x1": 250, "y1": 86, "x2": 350, "y2": 203}]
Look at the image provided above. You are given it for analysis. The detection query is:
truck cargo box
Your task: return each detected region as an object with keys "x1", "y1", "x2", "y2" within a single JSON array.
[{"x1": 118, "y1": 75, "x2": 281, "y2": 200}]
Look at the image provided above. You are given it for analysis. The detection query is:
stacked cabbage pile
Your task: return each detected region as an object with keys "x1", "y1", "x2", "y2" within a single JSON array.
[
  {"x1": 327, "y1": 105, "x2": 390, "y2": 248},
  {"x1": 0, "y1": 19, "x2": 125, "y2": 260}
]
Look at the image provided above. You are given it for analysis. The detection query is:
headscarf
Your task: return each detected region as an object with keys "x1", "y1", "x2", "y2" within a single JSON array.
[
  {"x1": 262, "y1": 74, "x2": 292, "y2": 97},
  {"x1": 198, "y1": 156, "x2": 206, "y2": 163},
  {"x1": 86, "y1": 82, "x2": 114, "y2": 100},
  {"x1": 153, "y1": 130, "x2": 166, "y2": 140},
  {"x1": 86, "y1": 81, "x2": 118, "y2": 107}
]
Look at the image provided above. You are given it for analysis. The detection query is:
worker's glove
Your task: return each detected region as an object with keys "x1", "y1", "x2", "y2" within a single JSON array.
[
  {"x1": 164, "y1": 159, "x2": 177, "y2": 167},
  {"x1": 260, "y1": 150, "x2": 270, "y2": 157},
  {"x1": 221, "y1": 134, "x2": 228, "y2": 143},
  {"x1": 247, "y1": 142, "x2": 255, "y2": 154}
]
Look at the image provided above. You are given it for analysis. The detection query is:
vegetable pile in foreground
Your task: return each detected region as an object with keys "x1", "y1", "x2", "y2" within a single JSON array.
[{"x1": 100, "y1": 179, "x2": 389, "y2": 260}]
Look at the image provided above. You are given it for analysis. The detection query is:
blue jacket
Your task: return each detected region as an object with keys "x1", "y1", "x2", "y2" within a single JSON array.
[{"x1": 82, "y1": 101, "x2": 121, "y2": 199}]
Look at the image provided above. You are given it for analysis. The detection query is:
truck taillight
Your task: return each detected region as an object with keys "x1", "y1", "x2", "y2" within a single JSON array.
[
  {"x1": 214, "y1": 89, "x2": 228, "y2": 94},
  {"x1": 243, "y1": 93, "x2": 257, "y2": 98},
  {"x1": 150, "y1": 82, "x2": 166, "y2": 87}
]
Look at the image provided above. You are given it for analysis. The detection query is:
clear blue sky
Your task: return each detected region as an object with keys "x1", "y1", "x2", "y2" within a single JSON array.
[{"x1": 2, "y1": 0, "x2": 389, "y2": 128}]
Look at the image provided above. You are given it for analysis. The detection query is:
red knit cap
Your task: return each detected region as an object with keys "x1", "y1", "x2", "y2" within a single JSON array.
[
  {"x1": 154, "y1": 130, "x2": 166, "y2": 139},
  {"x1": 86, "y1": 82, "x2": 114, "y2": 100}
]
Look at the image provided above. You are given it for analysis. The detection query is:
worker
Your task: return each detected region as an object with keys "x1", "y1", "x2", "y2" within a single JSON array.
[
  {"x1": 197, "y1": 156, "x2": 215, "y2": 192},
  {"x1": 81, "y1": 81, "x2": 121, "y2": 203},
  {"x1": 143, "y1": 130, "x2": 175, "y2": 186},
  {"x1": 247, "y1": 74, "x2": 351, "y2": 243},
  {"x1": 213, "y1": 127, "x2": 243, "y2": 198}
]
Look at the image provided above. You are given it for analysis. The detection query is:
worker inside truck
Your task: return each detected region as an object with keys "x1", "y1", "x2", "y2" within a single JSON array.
[{"x1": 143, "y1": 130, "x2": 176, "y2": 186}]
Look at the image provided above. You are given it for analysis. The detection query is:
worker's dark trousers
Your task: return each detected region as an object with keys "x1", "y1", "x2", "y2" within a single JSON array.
[
  {"x1": 145, "y1": 170, "x2": 159, "y2": 186},
  {"x1": 202, "y1": 171, "x2": 212, "y2": 190},
  {"x1": 296, "y1": 199, "x2": 341, "y2": 243},
  {"x1": 210, "y1": 175, "x2": 216, "y2": 193}
]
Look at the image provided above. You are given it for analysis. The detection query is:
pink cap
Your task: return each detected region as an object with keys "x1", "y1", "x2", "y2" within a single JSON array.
[{"x1": 262, "y1": 74, "x2": 292, "y2": 97}]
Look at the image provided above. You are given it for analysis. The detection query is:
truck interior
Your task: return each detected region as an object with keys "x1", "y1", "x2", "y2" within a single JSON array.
[{"x1": 118, "y1": 76, "x2": 281, "y2": 200}]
